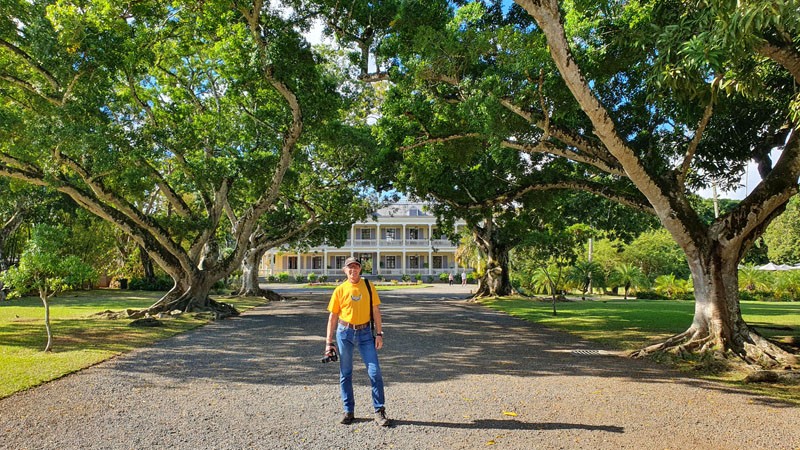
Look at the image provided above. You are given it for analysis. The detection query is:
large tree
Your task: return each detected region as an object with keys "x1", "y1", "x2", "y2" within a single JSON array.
[
  {"x1": 511, "y1": 0, "x2": 800, "y2": 367},
  {"x1": 341, "y1": 0, "x2": 799, "y2": 367},
  {"x1": 0, "y1": 1, "x2": 356, "y2": 317}
]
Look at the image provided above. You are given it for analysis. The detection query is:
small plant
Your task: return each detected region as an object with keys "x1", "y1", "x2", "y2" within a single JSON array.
[
  {"x1": 319, "y1": 275, "x2": 328, "y2": 283},
  {"x1": 277, "y1": 272, "x2": 289, "y2": 283},
  {"x1": 439, "y1": 272, "x2": 449, "y2": 282},
  {"x1": 307, "y1": 273, "x2": 318, "y2": 283},
  {"x1": 414, "y1": 273, "x2": 422, "y2": 282},
  {"x1": 295, "y1": 274, "x2": 306, "y2": 283},
  {"x1": 401, "y1": 274, "x2": 411, "y2": 282}
]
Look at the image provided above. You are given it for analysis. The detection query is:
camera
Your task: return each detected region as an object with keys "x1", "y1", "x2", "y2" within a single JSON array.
[{"x1": 321, "y1": 347, "x2": 338, "y2": 363}]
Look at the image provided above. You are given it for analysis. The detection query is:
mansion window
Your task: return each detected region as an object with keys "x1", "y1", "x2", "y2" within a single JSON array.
[
  {"x1": 287, "y1": 256, "x2": 298, "y2": 270},
  {"x1": 335, "y1": 256, "x2": 346, "y2": 269},
  {"x1": 386, "y1": 256, "x2": 396, "y2": 269},
  {"x1": 408, "y1": 228, "x2": 419, "y2": 239},
  {"x1": 409, "y1": 256, "x2": 419, "y2": 269},
  {"x1": 433, "y1": 256, "x2": 443, "y2": 269},
  {"x1": 360, "y1": 228, "x2": 373, "y2": 239},
  {"x1": 312, "y1": 256, "x2": 323, "y2": 270}
]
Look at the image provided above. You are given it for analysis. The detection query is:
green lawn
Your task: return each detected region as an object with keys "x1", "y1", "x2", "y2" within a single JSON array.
[
  {"x1": 482, "y1": 296, "x2": 800, "y2": 403},
  {"x1": 481, "y1": 297, "x2": 800, "y2": 351},
  {"x1": 0, "y1": 290, "x2": 268, "y2": 400}
]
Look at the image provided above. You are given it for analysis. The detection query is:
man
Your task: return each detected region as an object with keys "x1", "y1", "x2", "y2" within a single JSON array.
[
  {"x1": 461, "y1": 271, "x2": 467, "y2": 286},
  {"x1": 324, "y1": 257, "x2": 389, "y2": 426}
]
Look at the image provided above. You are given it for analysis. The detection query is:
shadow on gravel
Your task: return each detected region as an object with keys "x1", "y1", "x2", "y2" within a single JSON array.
[
  {"x1": 391, "y1": 419, "x2": 624, "y2": 433},
  {"x1": 100, "y1": 289, "x2": 788, "y2": 407}
]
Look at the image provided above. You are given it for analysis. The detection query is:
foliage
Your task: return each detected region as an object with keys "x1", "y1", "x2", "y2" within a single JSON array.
[
  {"x1": 277, "y1": 273, "x2": 290, "y2": 283},
  {"x1": 608, "y1": 263, "x2": 649, "y2": 300},
  {"x1": 565, "y1": 260, "x2": 606, "y2": 298},
  {"x1": 307, "y1": 272, "x2": 318, "y2": 283},
  {"x1": 738, "y1": 265, "x2": 772, "y2": 292},
  {"x1": 1, "y1": 225, "x2": 95, "y2": 301},
  {"x1": 653, "y1": 274, "x2": 692, "y2": 300},
  {"x1": 763, "y1": 195, "x2": 800, "y2": 264},
  {"x1": 622, "y1": 229, "x2": 690, "y2": 280},
  {"x1": 128, "y1": 276, "x2": 174, "y2": 292}
]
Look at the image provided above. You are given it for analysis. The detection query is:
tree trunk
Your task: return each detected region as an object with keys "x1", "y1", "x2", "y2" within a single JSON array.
[
  {"x1": 40, "y1": 292, "x2": 52, "y2": 352},
  {"x1": 139, "y1": 245, "x2": 156, "y2": 283},
  {"x1": 238, "y1": 248, "x2": 284, "y2": 301},
  {"x1": 130, "y1": 272, "x2": 239, "y2": 319},
  {"x1": 472, "y1": 231, "x2": 514, "y2": 298},
  {"x1": 632, "y1": 242, "x2": 796, "y2": 368}
]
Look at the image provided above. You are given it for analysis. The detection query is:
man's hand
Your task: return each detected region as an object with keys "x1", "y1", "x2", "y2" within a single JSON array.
[{"x1": 321, "y1": 343, "x2": 338, "y2": 363}]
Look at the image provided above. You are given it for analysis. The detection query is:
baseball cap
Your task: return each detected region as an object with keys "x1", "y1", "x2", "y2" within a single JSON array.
[{"x1": 344, "y1": 256, "x2": 361, "y2": 267}]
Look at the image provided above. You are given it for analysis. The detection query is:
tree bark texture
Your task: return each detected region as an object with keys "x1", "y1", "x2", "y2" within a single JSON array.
[
  {"x1": 238, "y1": 247, "x2": 286, "y2": 302},
  {"x1": 471, "y1": 223, "x2": 515, "y2": 298}
]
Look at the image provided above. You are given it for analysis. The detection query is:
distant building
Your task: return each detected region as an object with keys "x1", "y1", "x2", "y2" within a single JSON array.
[{"x1": 260, "y1": 203, "x2": 470, "y2": 278}]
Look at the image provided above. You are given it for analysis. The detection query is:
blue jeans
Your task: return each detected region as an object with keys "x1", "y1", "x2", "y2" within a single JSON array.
[{"x1": 336, "y1": 324, "x2": 385, "y2": 413}]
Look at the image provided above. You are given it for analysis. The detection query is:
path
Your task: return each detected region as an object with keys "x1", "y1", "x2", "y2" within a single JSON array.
[{"x1": 0, "y1": 284, "x2": 798, "y2": 449}]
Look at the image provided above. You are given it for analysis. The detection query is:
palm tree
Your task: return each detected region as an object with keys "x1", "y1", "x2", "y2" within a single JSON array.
[
  {"x1": 566, "y1": 260, "x2": 605, "y2": 300},
  {"x1": 609, "y1": 263, "x2": 648, "y2": 300},
  {"x1": 653, "y1": 274, "x2": 691, "y2": 299},
  {"x1": 738, "y1": 265, "x2": 771, "y2": 292}
]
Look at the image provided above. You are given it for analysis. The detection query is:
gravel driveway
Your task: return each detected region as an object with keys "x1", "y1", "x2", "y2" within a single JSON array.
[{"x1": 1, "y1": 284, "x2": 798, "y2": 450}]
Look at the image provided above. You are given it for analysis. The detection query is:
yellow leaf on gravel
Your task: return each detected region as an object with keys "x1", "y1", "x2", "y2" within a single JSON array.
[
  {"x1": 502, "y1": 411, "x2": 517, "y2": 417},
  {"x1": 486, "y1": 440, "x2": 496, "y2": 445}
]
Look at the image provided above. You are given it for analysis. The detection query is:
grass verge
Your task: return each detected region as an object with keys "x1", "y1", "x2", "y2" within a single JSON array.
[
  {"x1": 0, "y1": 289, "x2": 268, "y2": 400},
  {"x1": 481, "y1": 296, "x2": 800, "y2": 404}
]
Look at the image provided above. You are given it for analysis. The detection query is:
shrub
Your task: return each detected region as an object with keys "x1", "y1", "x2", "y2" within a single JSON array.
[
  {"x1": 295, "y1": 274, "x2": 306, "y2": 283},
  {"x1": 128, "y1": 276, "x2": 173, "y2": 291},
  {"x1": 439, "y1": 272, "x2": 450, "y2": 282},
  {"x1": 319, "y1": 275, "x2": 328, "y2": 283},
  {"x1": 277, "y1": 272, "x2": 290, "y2": 283},
  {"x1": 307, "y1": 273, "x2": 318, "y2": 283},
  {"x1": 267, "y1": 275, "x2": 278, "y2": 283},
  {"x1": 401, "y1": 274, "x2": 411, "y2": 282},
  {"x1": 414, "y1": 273, "x2": 422, "y2": 281}
]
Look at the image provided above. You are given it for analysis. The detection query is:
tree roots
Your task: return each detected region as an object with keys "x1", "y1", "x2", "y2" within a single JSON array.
[
  {"x1": 630, "y1": 326, "x2": 798, "y2": 372},
  {"x1": 127, "y1": 293, "x2": 240, "y2": 320},
  {"x1": 237, "y1": 287, "x2": 284, "y2": 302}
]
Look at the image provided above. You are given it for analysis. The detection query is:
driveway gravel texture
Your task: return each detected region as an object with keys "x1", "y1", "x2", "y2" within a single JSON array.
[{"x1": 1, "y1": 284, "x2": 798, "y2": 450}]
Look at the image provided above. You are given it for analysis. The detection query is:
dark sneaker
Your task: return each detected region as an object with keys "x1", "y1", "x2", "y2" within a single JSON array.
[
  {"x1": 340, "y1": 412, "x2": 354, "y2": 425},
  {"x1": 374, "y1": 408, "x2": 390, "y2": 427}
]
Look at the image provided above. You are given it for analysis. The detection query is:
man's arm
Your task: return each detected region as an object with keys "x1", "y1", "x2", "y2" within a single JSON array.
[
  {"x1": 325, "y1": 312, "x2": 338, "y2": 349},
  {"x1": 372, "y1": 304, "x2": 383, "y2": 350}
]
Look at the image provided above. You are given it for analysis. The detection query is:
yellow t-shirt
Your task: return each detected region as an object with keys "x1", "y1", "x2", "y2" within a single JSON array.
[{"x1": 328, "y1": 279, "x2": 380, "y2": 325}]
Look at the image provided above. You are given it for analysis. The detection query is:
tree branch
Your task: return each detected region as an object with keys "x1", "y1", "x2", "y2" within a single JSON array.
[
  {"x1": 677, "y1": 97, "x2": 716, "y2": 188},
  {"x1": 0, "y1": 74, "x2": 62, "y2": 106},
  {"x1": 0, "y1": 38, "x2": 61, "y2": 91},
  {"x1": 759, "y1": 42, "x2": 800, "y2": 84},
  {"x1": 398, "y1": 133, "x2": 482, "y2": 152}
]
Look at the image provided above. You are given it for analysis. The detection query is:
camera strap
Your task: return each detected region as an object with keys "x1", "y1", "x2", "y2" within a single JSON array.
[{"x1": 365, "y1": 278, "x2": 375, "y2": 337}]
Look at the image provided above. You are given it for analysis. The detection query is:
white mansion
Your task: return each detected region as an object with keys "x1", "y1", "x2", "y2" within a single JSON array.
[{"x1": 260, "y1": 203, "x2": 469, "y2": 279}]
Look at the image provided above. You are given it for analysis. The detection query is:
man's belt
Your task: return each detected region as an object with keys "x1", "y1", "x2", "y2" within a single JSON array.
[{"x1": 338, "y1": 319, "x2": 370, "y2": 330}]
